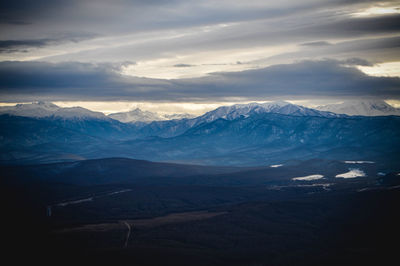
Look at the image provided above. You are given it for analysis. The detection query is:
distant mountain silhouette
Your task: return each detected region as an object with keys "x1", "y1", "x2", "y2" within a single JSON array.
[{"x1": 316, "y1": 100, "x2": 400, "y2": 116}]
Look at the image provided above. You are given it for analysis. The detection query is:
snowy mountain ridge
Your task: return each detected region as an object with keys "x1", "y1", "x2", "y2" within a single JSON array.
[
  {"x1": 197, "y1": 101, "x2": 341, "y2": 123},
  {"x1": 108, "y1": 108, "x2": 163, "y2": 123},
  {"x1": 108, "y1": 108, "x2": 195, "y2": 123},
  {"x1": 0, "y1": 102, "x2": 108, "y2": 120},
  {"x1": 316, "y1": 100, "x2": 400, "y2": 116},
  {"x1": 2, "y1": 100, "x2": 398, "y2": 124}
]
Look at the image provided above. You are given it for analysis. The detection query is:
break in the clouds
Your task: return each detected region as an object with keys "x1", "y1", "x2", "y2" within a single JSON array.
[{"x1": 0, "y1": 0, "x2": 399, "y2": 103}]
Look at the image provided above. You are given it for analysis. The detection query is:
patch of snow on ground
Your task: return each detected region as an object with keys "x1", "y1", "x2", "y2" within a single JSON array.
[
  {"x1": 344, "y1": 161, "x2": 375, "y2": 163},
  {"x1": 336, "y1": 168, "x2": 366, "y2": 178},
  {"x1": 344, "y1": 161, "x2": 374, "y2": 164},
  {"x1": 292, "y1": 174, "x2": 324, "y2": 181},
  {"x1": 270, "y1": 164, "x2": 283, "y2": 168}
]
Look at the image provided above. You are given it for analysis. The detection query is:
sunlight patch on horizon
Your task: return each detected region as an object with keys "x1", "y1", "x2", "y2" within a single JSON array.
[
  {"x1": 357, "y1": 61, "x2": 400, "y2": 77},
  {"x1": 0, "y1": 101, "x2": 257, "y2": 115},
  {"x1": 53, "y1": 101, "x2": 239, "y2": 115},
  {"x1": 386, "y1": 100, "x2": 400, "y2": 108}
]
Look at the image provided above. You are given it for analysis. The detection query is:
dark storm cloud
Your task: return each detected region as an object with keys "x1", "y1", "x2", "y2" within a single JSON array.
[
  {"x1": 0, "y1": 61, "x2": 165, "y2": 92},
  {"x1": 0, "y1": 40, "x2": 48, "y2": 54},
  {"x1": 199, "y1": 60, "x2": 400, "y2": 99},
  {"x1": 0, "y1": 60, "x2": 399, "y2": 102},
  {"x1": 0, "y1": 39, "x2": 48, "y2": 53},
  {"x1": 0, "y1": 33, "x2": 99, "y2": 53}
]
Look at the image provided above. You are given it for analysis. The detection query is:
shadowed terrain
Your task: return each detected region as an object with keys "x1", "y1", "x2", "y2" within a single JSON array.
[{"x1": 1, "y1": 158, "x2": 399, "y2": 265}]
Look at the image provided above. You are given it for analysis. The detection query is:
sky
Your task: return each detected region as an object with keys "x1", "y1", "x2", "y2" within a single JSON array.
[{"x1": 0, "y1": 0, "x2": 400, "y2": 114}]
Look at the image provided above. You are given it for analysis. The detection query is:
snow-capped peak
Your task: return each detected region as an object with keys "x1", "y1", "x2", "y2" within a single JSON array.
[
  {"x1": 0, "y1": 101, "x2": 59, "y2": 118},
  {"x1": 108, "y1": 108, "x2": 196, "y2": 123},
  {"x1": 108, "y1": 108, "x2": 164, "y2": 123},
  {"x1": 197, "y1": 101, "x2": 338, "y2": 122},
  {"x1": 29, "y1": 101, "x2": 59, "y2": 109},
  {"x1": 315, "y1": 100, "x2": 400, "y2": 116},
  {"x1": 0, "y1": 102, "x2": 108, "y2": 120}
]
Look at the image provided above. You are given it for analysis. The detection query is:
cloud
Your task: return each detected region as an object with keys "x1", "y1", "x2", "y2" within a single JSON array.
[
  {"x1": 316, "y1": 14, "x2": 400, "y2": 36},
  {"x1": 340, "y1": 58, "x2": 373, "y2": 66},
  {"x1": 0, "y1": 0, "x2": 397, "y2": 74},
  {"x1": 0, "y1": 59, "x2": 399, "y2": 102},
  {"x1": 176, "y1": 60, "x2": 399, "y2": 101},
  {"x1": 300, "y1": 41, "x2": 332, "y2": 47},
  {"x1": 173, "y1": 64, "x2": 195, "y2": 68},
  {"x1": 0, "y1": 39, "x2": 56, "y2": 53},
  {"x1": 253, "y1": 36, "x2": 400, "y2": 67},
  {"x1": 0, "y1": 1, "x2": 399, "y2": 101},
  {"x1": 0, "y1": 32, "x2": 99, "y2": 54},
  {"x1": 22, "y1": 11, "x2": 399, "y2": 68}
]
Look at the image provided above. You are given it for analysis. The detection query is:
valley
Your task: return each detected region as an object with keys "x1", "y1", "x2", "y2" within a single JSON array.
[{"x1": 2, "y1": 156, "x2": 400, "y2": 265}]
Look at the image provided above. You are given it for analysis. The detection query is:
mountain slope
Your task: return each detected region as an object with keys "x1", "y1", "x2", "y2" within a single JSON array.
[
  {"x1": 316, "y1": 100, "x2": 400, "y2": 116},
  {"x1": 0, "y1": 114, "x2": 139, "y2": 164},
  {"x1": 118, "y1": 113, "x2": 400, "y2": 166}
]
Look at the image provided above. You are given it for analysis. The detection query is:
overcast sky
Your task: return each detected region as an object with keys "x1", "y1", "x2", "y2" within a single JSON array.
[{"x1": 0, "y1": 0, "x2": 399, "y2": 113}]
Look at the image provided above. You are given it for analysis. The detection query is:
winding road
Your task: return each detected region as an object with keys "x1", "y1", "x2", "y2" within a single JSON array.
[{"x1": 123, "y1": 221, "x2": 132, "y2": 248}]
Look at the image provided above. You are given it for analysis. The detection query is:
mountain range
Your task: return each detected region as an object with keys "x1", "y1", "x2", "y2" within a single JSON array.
[
  {"x1": 0, "y1": 102, "x2": 195, "y2": 122},
  {"x1": 1, "y1": 99, "x2": 398, "y2": 123},
  {"x1": 127, "y1": 101, "x2": 344, "y2": 138},
  {"x1": 1, "y1": 100, "x2": 399, "y2": 166}
]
